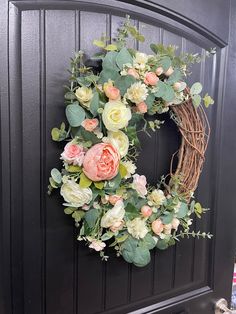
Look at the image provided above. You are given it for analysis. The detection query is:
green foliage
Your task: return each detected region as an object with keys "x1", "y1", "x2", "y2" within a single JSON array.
[
  {"x1": 176, "y1": 202, "x2": 188, "y2": 218},
  {"x1": 51, "y1": 168, "x2": 62, "y2": 184},
  {"x1": 114, "y1": 75, "x2": 136, "y2": 95},
  {"x1": 72, "y1": 210, "x2": 85, "y2": 222},
  {"x1": 159, "y1": 56, "x2": 172, "y2": 71},
  {"x1": 98, "y1": 69, "x2": 120, "y2": 84},
  {"x1": 125, "y1": 203, "x2": 140, "y2": 220},
  {"x1": 161, "y1": 211, "x2": 174, "y2": 224},
  {"x1": 84, "y1": 208, "x2": 100, "y2": 229},
  {"x1": 116, "y1": 47, "x2": 133, "y2": 69},
  {"x1": 90, "y1": 91, "x2": 100, "y2": 116},
  {"x1": 192, "y1": 94, "x2": 201, "y2": 107},
  {"x1": 79, "y1": 172, "x2": 92, "y2": 188},
  {"x1": 66, "y1": 103, "x2": 85, "y2": 127},
  {"x1": 190, "y1": 82, "x2": 203, "y2": 95},
  {"x1": 167, "y1": 69, "x2": 182, "y2": 85},
  {"x1": 51, "y1": 123, "x2": 67, "y2": 142},
  {"x1": 102, "y1": 51, "x2": 120, "y2": 71}
]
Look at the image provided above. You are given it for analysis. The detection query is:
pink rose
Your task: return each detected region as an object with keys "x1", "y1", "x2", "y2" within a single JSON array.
[
  {"x1": 109, "y1": 195, "x2": 123, "y2": 205},
  {"x1": 104, "y1": 86, "x2": 120, "y2": 100},
  {"x1": 144, "y1": 72, "x2": 159, "y2": 85},
  {"x1": 61, "y1": 142, "x2": 85, "y2": 166},
  {"x1": 141, "y1": 205, "x2": 152, "y2": 217},
  {"x1": 165, "y1": 66, "x2": 174, "y2": 76},
  {"x1": 156, "y1": 66, "x2": 164, "y2": 76},
  {"x1": 89, "y1": 240, "x2": 106, "y2": 251},
  {"x1": 81, "y1": 118, "x2": 99, "y2": 132},
  {"x1": 136, "y1": 102, "x2": 148, "y2": 113},
  {"x1": 83, "y1": 143, "x2": 120, "y2": 181},
  {"x1": 132, "y1": 174, "x2": 147, "y2": 197},
  {"x1": 152, "y1": 219, "x2": 164, "y2": 235},
  {"x1": 127, "y1": 68, "x2": 140, "y2": 79}
]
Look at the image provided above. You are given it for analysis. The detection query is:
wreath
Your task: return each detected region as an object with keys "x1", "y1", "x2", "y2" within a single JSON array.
[{"x1": 48, "y1": 16, "x2": 214, "y2": 267}]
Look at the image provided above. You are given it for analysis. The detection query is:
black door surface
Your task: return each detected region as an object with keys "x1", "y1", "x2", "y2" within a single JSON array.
[{"x1": 1, "y1": 1, "x2": 236, "y2": 313}]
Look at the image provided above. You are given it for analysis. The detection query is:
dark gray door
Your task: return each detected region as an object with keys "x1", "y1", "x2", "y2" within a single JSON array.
[{"x1": 1, "y1": 1, "x2": 236, "y2": 313}]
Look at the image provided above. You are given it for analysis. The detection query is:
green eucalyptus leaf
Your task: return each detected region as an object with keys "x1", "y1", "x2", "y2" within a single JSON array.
[
  {"x1": 190, "y1": 82, "x2": 203, "y2": 95},
  {"x1": 154, "y1": 80, "x2": 166, "y2": 98},
  {"x1": 203, "y1": 93, "x2": 214, "y2": 108},
  {"x1": 162, "y1": 84, "x2": 175, "y2": 102},
  {"x1": 51, "y1": 168, "x2": 62, "y2": 184},
  {"x1": 133, "y1": 247, "x2": 151, "y2": 267},
  {"x1": 140, "y1": 234, "x2": 156, "y2": 250},
  {"x1": 122, "y1": 249, "x2": 134, "y2": 263},
  {"x1": 66, "y1": 104, "x2": 85, "y2": 127},
  {"x1": 72, "y1": 210, "x2": 85, "y2": 222},
  {"x1": 145, "y1": 92, "x2": 156, "y2": 109},
  {"x1": 167, "y1": 69, "x2": 182, "y2": 85},
  {"x1": 84, "y1": 208, "x2": 100, "y2": 228},
  {"x1": 64, "y1": 207, "x2": 75, "y2": 215},
  {"x1": 64, "y1": 91, "x2": 76, "y2": 100},
  {"x1": 90, "y1": 91, "x2": 99, "y2": 116},
  {"x1": 161, "y1": 212, "x2": 174, "y2": 224},
  {"x1": 192, "y1": 94, "x2": 201, "y2": 107},
  {"x1": 156, "y1": 239, "x2": 169, "y2": 250},
  {"x1": 176, "y1": 202, "x2": 189, "y2": 218},
  {"x1": 114, "y1": 75, "x2": 136, "y2": 96},
  {"x1": 159, "y1": 56, "x2": 172, "y2": 71},
  {"x1": 116, "y1": 47, "x2": 133, "y2": 69},
  {"x1": 79, "y1": 172, "x2": 92, "y2": 188},
  {"x1": 102, "y1": 51, "x2": 119, "y2": 71},
  {"x1": 98, "y1": 69, "x2": 120, "y2": 84}
]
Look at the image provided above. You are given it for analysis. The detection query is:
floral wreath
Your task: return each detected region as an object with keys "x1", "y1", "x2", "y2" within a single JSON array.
[{"x1": 48, "y1": 17, "x2": 214, "y2": 267}]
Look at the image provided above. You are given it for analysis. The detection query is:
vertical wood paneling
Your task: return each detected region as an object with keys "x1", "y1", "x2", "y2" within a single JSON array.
[
  {"x1": 21, "y1": 10, "x2": 42, "y2": 314},
  {"x1": 45, "y1": 10, "x2": 75, "y2": 314}
]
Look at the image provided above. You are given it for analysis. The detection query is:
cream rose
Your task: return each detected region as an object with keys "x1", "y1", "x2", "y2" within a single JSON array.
[
  {"x1": 101, "y1": 200, "x2": 125, "y2": 231},
  {"x1": 125, "y1": 82, "x2": 148, "y2": 104},
  {"x1": 75, "y1": 86, "x2": 93, "y2": 108},
  {"x1": 60, "y1": 179, "x2": 92, "y2": 207},
  {"x1": 107, "y1": 130, "x2": 129, "y2": 157},
  {"x1": 102, "y1": 100, "x2": 131, "y2": 131},
  {"x1": 133, "y1": 52, "x2": 149, "y2": 70},
  {"x1": 126, "y1": 217, "x2": 148, "y2": 239},
  {"x1": 148, "y1": 189, "x2": 166, "y2": 207}
]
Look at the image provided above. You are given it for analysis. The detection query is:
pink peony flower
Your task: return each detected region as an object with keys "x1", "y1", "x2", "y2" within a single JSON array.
[
  {"x1": 61, "y1": 142, "x2": 85, "y2": 166},
  {"x1": 165, "y1": 66, "x2": 174, "y2": 76},
  {"x1": 104, "y1": 86, "x2": 120, "y2": 100},
  {"x1": 136, "y1": 102, "x2": 148, "y2": 113},
  {"x1": 81, "y1": 118, "x2": 99, "y2": 132},
  {"x1": 156, "y1": 66, "x2": 164, "y2": 76},
  {"x1": 141, "y1": 205, "x2": 152, "y2": 217},
  {"x1": 152, "y1": 219, "x2": 164, "y2": 235},
  {"x1": 132, "y1": 174, "x2": 147, "y2": 197},
  {"x1": 83, "y1": 143, "x2": 120, "y2": 181},
  {"x1": 144, "y1": 72, "x2": 159, "y2": 86},
  {"x1": 127, "y1": 68, "x2": 140, "y2": 79},
  {"x1": 109, "y1": 195, "x2": 123, "y2": 205}
]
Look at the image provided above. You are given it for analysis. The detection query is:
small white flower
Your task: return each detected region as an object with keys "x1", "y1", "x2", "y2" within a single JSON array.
[
  {"x1": 126, "y1": 217, "x2": 148, "y2": 239},
  {"x1": 125, "y1": 82, "x2": 148, "y2": 104},
  {"x1": 89, "y1": 239, "x2": 106, "y2": 252},
  {"x1": 133, "y1": 52, "x2": 149, "y2": 70},
  {"x1": 148, "y1": 189, "x2": 166, "y2": 207},
  {"x1": 121, "y1": 160, "x2": 137, "y2": 179}
]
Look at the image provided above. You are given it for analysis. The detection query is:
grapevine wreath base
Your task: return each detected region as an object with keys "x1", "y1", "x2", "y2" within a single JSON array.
[{"x1": 48, "y1": 16, "x2": 214, "y2": 267}]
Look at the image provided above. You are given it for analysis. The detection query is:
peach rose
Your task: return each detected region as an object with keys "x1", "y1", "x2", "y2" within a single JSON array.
[
  {"x1": 156, "y1": 66, "x2": 164, "y2": 76},
  {"x1": 171, "y1": 218, "x2": 180, "y2": 230},
  {"x1": 136, "y1": 102, "x2": 148, "y2": 113},
  {"x1": 144, "y1": 72, "x2": 159, "y2": 86},
  {"x1": 141, "y1": 205, "x2": 152, "y2": 217},
  {"x1": 152, "y1": 219, "x2": 164, "y2": 235},
  {"x1": 109, "y1": 195, "x2": 123, "y2": 205},
  {"x1": 61, "y1": 142, "x2": 85, "y2": 166},
  {"x1": 132, "y1": 174, "x2": 147, "y2": 197},
  {"x1": 104, "y1": 86, "x2": 120, "y2": 100},
  {"x1": 173, "y1": 82, "x2": 181, "y2": 91},
  {"x1": 81, "y1": 118, "x2": 99, "y2": 132},
  {"x1": 163, "y1": 223, "x2": 172, "y2": 235},
  {"x1": 127, "y1": 68, "x2": 140, "y2": 79},
  {"x1": 110, "y1": 220, "x2": 124, "y2": 233},
  {"x1": 165, "y1": 66, "x2": 174, "y2": 76},
  {"x1": 83, "y1": 143, "x2": 120, "y2": 181}
]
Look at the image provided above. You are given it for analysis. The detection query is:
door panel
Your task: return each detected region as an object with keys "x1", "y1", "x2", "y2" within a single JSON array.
[{"x1": 0, "y1": 1, "x2": 235, "y2": 314}]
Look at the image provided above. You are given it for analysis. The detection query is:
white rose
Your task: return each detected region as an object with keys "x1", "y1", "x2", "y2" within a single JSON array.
[
  {"x1": 148, "y1": 189, "x2": 166, "y2": 207},
  {"x1": 60, "y1": 179, "x2": 92, "y2": 207},
  {"x1": 75, "y1": 86, "x2": 93, "y2": 108},
  {"x1": 102, "y1": 100, "x2": 131, "y2": 131},
  {"x1": 125, "y1": 82, "x2": 148, "y2": 104},
  {"x1": 101, "y1": 200, "x2": 125, "y2": 229},
  {"x1": 126, "y1": 217, "x2": 148, "y2": 239},
  {"x1": 107, "y1": 130, "x2": 129, "y2": 157}
]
